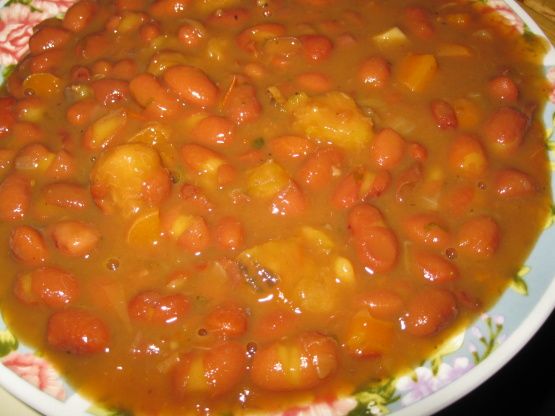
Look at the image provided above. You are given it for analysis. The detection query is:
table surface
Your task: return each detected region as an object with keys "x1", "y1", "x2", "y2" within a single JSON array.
[{"x1": 0, "y1": 3, "x2": 554, "y2": 416}]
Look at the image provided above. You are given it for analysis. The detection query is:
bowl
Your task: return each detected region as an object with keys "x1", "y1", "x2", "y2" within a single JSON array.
[{"x1": 0, "y1": 0, "x2": 554, "y2": 415}]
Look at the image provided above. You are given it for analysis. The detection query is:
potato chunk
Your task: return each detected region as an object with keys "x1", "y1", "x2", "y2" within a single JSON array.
[
  {"x1": 90, "y1": 143, "x2": 171, "y2": 216},
  {"x1": 286, "y1": 91, "x2": 373, "y2": 150}
]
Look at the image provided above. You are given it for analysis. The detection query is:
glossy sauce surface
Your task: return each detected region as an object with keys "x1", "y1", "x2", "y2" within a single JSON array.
[{"x1": 0, "y1": 0, "x2": 552, "y2": 414}]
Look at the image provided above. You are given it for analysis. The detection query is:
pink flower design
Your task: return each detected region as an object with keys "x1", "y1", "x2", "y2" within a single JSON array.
[
  {"x1": 0, "y1": 4, "x2": 45, "y2": 66},
  {"x1": 33, "y1": 0, "x2": 76, "y2": 17},
  {"x1": 276, "y1": 398, "x2": 358, "y2": 416},
  {"x1": 2, "y1": 352, "x2": 66, "y2": 400},
  {"x1": 546, "y1": 67, "x2": 555, "y2": 103},
  {"x1": 396, "y1": 367, "x2": 436, "y2": 406},
  {"x1": 483, "y1": 0, "x2": 525, "y2": 34}
]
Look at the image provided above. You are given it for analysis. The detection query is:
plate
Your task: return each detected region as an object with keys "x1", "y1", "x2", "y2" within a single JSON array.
[{"x1": 0, "y1": 1, "x2": 554, "y2": 415}]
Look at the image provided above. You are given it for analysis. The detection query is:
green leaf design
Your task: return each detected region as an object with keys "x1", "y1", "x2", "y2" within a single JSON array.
[
  {"x1": 471, "y1": 314, "x2": 504, "y2": 364},
  {"x1": 510, "y1": 265, "x2": 530, "y2": 296},
  {"x1": 86, "y1": 404, "x2": 133, "y2": 416},
  {"x1": 544, "y1": 205, "x2": 555, "y2": 229},
  {"x1": 349, "y1": 379, "x2": 399, "y2": 416},
  {"x1": 2, "y1": 64, "x2": 16, "y2": 84},
  {"x1": 0, "y1": 329, "x2": 18, "y2": 357}
]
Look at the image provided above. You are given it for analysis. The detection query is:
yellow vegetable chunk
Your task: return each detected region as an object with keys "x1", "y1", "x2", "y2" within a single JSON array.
[
  {"x1": 126, "y1": 209, "x2": 161, "y2": 249},
  {"x1": 286, "y1": 91, "x2": 373, "y2": 150},
  {"x1": 344, "y1": 309, "x2": 395, "y2": 357},
  {"x1": 22, "y1": 73, "x2": 63, "y2": 99},
  {"x1": 246, "y1": 160, "x2": 290, "y2": 199},
  {"x1": 372, "y1": 26, "x2": 408, "y2": 46},
  {"x1": 397, "y1": 54, "x2": 438, "y2": 92}
]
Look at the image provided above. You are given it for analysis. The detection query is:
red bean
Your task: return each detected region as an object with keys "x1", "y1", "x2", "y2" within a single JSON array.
[
  {"x1": 128, "y1": 291, "x2": 190, "y2": 324},
  {"x1": 357, "y1": 56, "x2": 391, "y2": 88},
  {"x1": 14, "y1": 266, "x2": 79, "y2": 308},
  {"x1": 370, "y1": 128, "x2": 405, "y2": 169},
  {"x1": 29, "y1": 26, "x2": 71, "y2": 55},
  {"x1": 47, "y1": 308, "x2": 109, "y2": 354},
  {"x1": 299, "y1": 34, "x2": 333, "y2": 61},
  {"x1": 9, "y1": 225, "x2": 49, "y2": 265},
  {"x1": 173, "y1": 342, "x2": 246, "y2": 397},
  {"x1": 148, "y1": 0, "x2": 190, "y2": 20},
  {"x1": 494, "y1": 168, "x2": 535, "y2": 197},
  {"x1": 191, "y1": 116, "x2": 235, "y2": 146},
  {"x1": 359, "y1": 289, "x2": 404, "y2": 321},
  {"x1": 456, "y1": 215, "x2": 500, "y2": 258},
  {"x1": 163, "y1": 65, "x2": 219, "y2": 108},
  {"x1": 403, "y1": 213, "x2": 451, "y2": 249},
  {"x1": 296, "y1": 147, "x2": 342, "y2": 190},
  {"x1": 214, "y1": 217, "x2": 244, "y2": 251},
  {"x1": 62, "y1": 0, "x2": 97, "y2": 33},
  {"x1": 43, "y1": 183, "x2": 89, "y2": 209},
  {"x1": 413, "y1": 250, "x2": 459, "y2": 283},
  {"x1": 404, "y1": 6, "x2": 435, "y2": 39},
  {"x1": 91, "y1": 79, "x2": 130, "y2": 106},
  {"x1": 177, "y1": 21, "x2": 205, "y2": 48},
  {"x1": 251, "y1": 332, "x2": 338, "y2": 391},
  {"x1": 483, "y1": 106, "x2": 528, "y2": 152},
  {"x1": 0, "y1": 173, "x2": 31, "y2": 221},
  {"x1": 488, "y1": 76, "x2": 518, "y2": 102},
  {"x1": 448, "y1": 134, "x2": 487, "y2": 177},
  {"x1": 50, "y1": 221, "x2": 101, "y2": 257},
  {"x1": 403, "y1": 288, "x2": 458, "y2": 336},
  {"x1": 0, "y1": 97, "x2": 16, "y2": 138},
  {"x1": 430, "y1": 99, "x2": 458, "y2": 129},
  {"x1": 205, "y1": 304, "x2": 248, "y2": 337},
  {"x1": 29, "y1": 50, "x2": 65, "y2": 74},
  {"x1": 222, "y1": 84, "x2": 261, "y2": 125}
]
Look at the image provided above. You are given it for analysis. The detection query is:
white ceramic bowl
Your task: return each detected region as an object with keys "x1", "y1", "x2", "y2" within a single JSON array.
[{"x1": 0, "y1": 1, "x2": 554, "y2": 415}]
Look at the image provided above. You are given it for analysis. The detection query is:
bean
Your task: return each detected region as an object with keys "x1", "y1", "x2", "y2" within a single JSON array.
[
  {"x1": 370, "y1": 128, "x2": 405, "y2": 169},
  {"x1": 191, "y1": 116, "x2": 235, "y2": 146},
  {"x1": 408, "y1": 142, "x2": 428, "y2": 161},
  {"x1": 439, "y1": 184, "x2": 475, "y2": 217},
  {"x1": 404, "y1": 6, "x2": 435, "y2": 39},
  {"x1": 253, "y1": 308, "x2": 299, "y2": 342},
  {"x1": 483, "y1": 106, "x2": 528, "y2": 152},
  {"x1": 0, "y1": 173, "x2": 31, "y2": 221},
  {"x1": 129, "y1": 73, "x2": 182, "y2": 118},
  {"x1": 214, "y1": 217, "x2": 244, "y2": 251},
  {"x1": 62, "y1": 0, "x2": 97, "y2": 32},
  {"x1": 354, "y1": 225, "x2": 398, "y2": 274},
  {"x1": 12, "y1": 121, "x2": 44, "y2": 143},
  {"x1": 412, "y1": 250, "x2": 459, "y2": 283},
  {"x1": 14, "y1": 266, "x2": 78, "y2": 308},
  {"x1": 172, "y1": 342, "x2": 246, "y2": 397},
  {"x1": 148, "y1": 0, "x2": 189, "y2": 20},
  {"x1": 299, "y1": 34, "x2": 333, "y2": 61},
  {"x1": 47, "y1": 308, "x2": 109, "y2": 354},
  {"x1": 456, "y1": 215, "x2": 500, "y2": 258},
  {"x1": 251, "y1": 332, "x2": 338, "y2": 391},
  {"x1": 236, "y1": 23, "x2": 286, "y2": 54},
  {"x1": 0, "y1": 149, "x2": 14, "y2": 170},
  {"x1": 180, "y1": 184, "x2": 213, "y2": 213},
  {"x1": 403, "y1": 213, "x2": 451, "y2": 249},
  {"x1": 332, "y1": 173, "x2": 359, "y2": 209},
  {"x1": 0, "y1": 97, "x2": 16, "y2": 138},
  {"x1": 294, "y1": 72, "x2": 332, "y2": 93},
  {"x1": 14, "y1": 143, "x2": 54, "y2": 173},
  {"x1": 403, "y1": 288, "x2": 457, "y2": 336},
  {"x1": 9, "y1": 225, "x2": 49, "y2": 265},
  {"x1": 91, "y1": 79, "x2": 130, "y2": 106},
  {"x1": 29, "y1": 26, "x2": 71, "y2": 55},
  {"x1": 344, "y1": 309, "x2": 395, "y2": 357},
  {"x1": 29, "y1": 50, "x2": 64, "y2": 74},
  {"x1": 269, "y1": 135, "x2": 314, "y2": 162},
  {"x1": 357, "y1": 56, "x2": 391, "y2": 88},
  {"x1": 66, "y1": 98, "x2": 98, "y2": 126},
  {"x1": 270, "y1": 182, "x2": 306, "y2": 216},
  {"x1": 359, "y1": 288, "x2": 404, "y2": 321},
  {"x1": 78, "y1": 33, "x2": 111, "y2": 60},
  {"x1": 494, "y1": 168, "x2": 535, "y2": 197},
  {"x1": 128, "y1": 291, "x2": 190, "y2": 324},
  {"x1": 139, "y1": 22, "x2": 161, "y2": 43},
  {"x1": 296, "y1": 147, "x2": 342, "y2": 190},
  {"x1": 488, "y1": 76, "x2": 518, "y2": 102},
  {"x1": 448, "y1": 134, "x2": 487, "y2": 177},
  {"x1": 50, "y1": 221, "x2": 101, "y2": 257},
  {"x1": 348, "y1": 204, "x2": 384, "y2": 234},
  {"x1": 116, "y1": 0, "x2": 146, "y2": 11},
  {"x1": 181, "y1": 143, "x2": 225, "y2": 174},
  {"x1": 15, "y1": 96, "x2": 44, "y2": 123},
  {"x1": 205, "y1": 304, "x2": 248, "y2": 337},
  {"x1": 430, "y1": 99, "x2": 458, "y2": 129},
  {"x1": 222, "y1": 84, "x2": 261, "y2": 125},
  {"x1": 163, "y1": 65, "x2": 219, "y2": 108},
  {"x1": 177, "y1": 20, "x2": 206, "y2": 48},
  {"x1": 43, "y1": 183, "x2": 89, "y2": 209},
  {"x1": 162, "y1": 212, "x2": 210, "y2": 253}
]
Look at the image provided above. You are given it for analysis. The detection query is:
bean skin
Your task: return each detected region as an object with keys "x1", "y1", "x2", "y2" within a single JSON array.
[
  {"x1": 403, "y1": 213, "x2": 451, "y2": 249},
  {"x1": 412, "y1": 250, "x2": 459, "y2": 283},
  {"x1": 128, "y1": 291, "x2": 190, "y2": 325},
  {"x1": 62, "y1": 0, "x2": 97, "y2": 33},
  {"x1": 47, "y1": 308, "x2": 109, "y2": 354},
  {"x1": 370, "y1": 128, "x2": 405, "y2": 169},
  {"x1": 191, "y1": 116, "x2": 235, "y2": 146},
  {"x1": 448, "y1": 134, "x2": 487, "y2": 177},
  {"x1": 430, "y1": 99, "x2": 458, "y2": 129},
  {"x1": 43, "y1": 183, "x2": 90, "y2": 209},
  {"x1": 9, "y1": 225, "x2": 49, "y2": 265},
  {"x1": 222, "y1": 84, "x2": 261, "y2": 125},
  {"x1": 299, "y1": 34, "x2": 333, "y2": 61},
  {"x1": 214, "y1": 217, "x2": 244, "y2": 251},
  {"x1": 50, "y1": 221, "x2": 101, "y2": 257},
  {"x1": 359, "y1": 288, "x2": 404, "y2": 321},
  {"x1": 0, "y1": 97, "x2": 16, "y2": 138},
  {"x1": 91, "y1": 79, "x2": 130, "y2": 106},
  {"x1": 29, "y1": 26, "x2": 71, "y2": 55},
  {"x1": 163, "y1": 65, "x2": 219, "y2": 108},
  {"x1": 456, "y1": 215, "x2": 500, "y2": 258},
  {"x1": 403, "y1": 288, "x2": 458, "y2": 337},
  {"x1": 357, "y1": 56, "x2": 391, "y2": 88},
  {"x1": 488, "y1": 76, "x2": 518, "y2": 102},
  {"x1": 494, "y1": 168, "x2": 535, "y2": 197},
  {"x1": 205, "y1": 304, "x2": 248, "y2": 337},
  {"x1": 251, "y1": 332, "x2": 338, "y2": 391},
  {"x1": 14, "y1": 266, "x2": 79, "y2": 308},
  {"x1": 0, "y1": 173, "x2": 32, "y2": 221},
  {"x1": 483, "y1": 106, "x2": 528, "y2": 152}
]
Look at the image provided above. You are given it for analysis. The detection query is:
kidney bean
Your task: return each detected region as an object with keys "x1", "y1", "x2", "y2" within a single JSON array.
[
  {"x1": 488, "y1": 75, "x2": 518, "y2": 102},
  {"x1": 253, "y1": 308, "x2": 299, "y2": 342},
  {"x1": 177, "y1": 20, "x2": 206, "y2": 48},
  {"x1": 173, "y1": 342, "x2": 246, "y2": 397},
  {"x1": 12, "y1": 121, "x2": 44, "y2": 143},
  {"x1": 163, "y1": 65, "x2": 219, "y2": 108},
  {"x1": 403, "y1": 6, "x2": 435, "y2": 39},
  {"x1": 494, "y1": 168, "x2": 535, "y2": 197},
  {"x1": 413, "y1": 250, "x2": 459, "y2": 283},
  {"x1": 29, "y1": 26, "x2": 71, "y2": 55},
  {"x1": 14, "y1": 266, "x2": 78, "y2": 308},
  {"x1": 50, "y1": 220, "x2": 101, "y2": 257},
  {"x1": 28, "y1": 50, "x2": 64, "y2": 74},
  {"x1": 0, "y1": 173, "x2": 31, "y2": 221},
  {"x1": 139, "y1": 22, "x2": 161, "y2": 43},
  {"x1": 128, "y1": 291, "x2": 190, "y2": 324},
  {"x1": 9, "y1": 225, "x2": 48, "y2": 265},
  {"x1": 370, "y1": 128, "x2": 406, "y2": 169},
  {"x1": 269, "y1": 135, "x2": 314, "y2": 162},
  {"x1": 43, "y1": 183, "x2": 89, "y2": 209},
  {"x1": 331, "y1": 173, "x2": 359, "y2": 209},
  {"x1": 129, "y1": 73, "x2": 182, "y2": 118},
  {"x1": 403, "y1": 213, "x2": 451, "y2": 249},
  {"x1": 148, "y1": 0, "x2": 190, "y2": 20},
  {"x1": 62, "y1": 0, "x2": 97, "y2": 32},
  {"x1": 270, "y1": 182, "x2": 306, "y2": 216},
  {"x1": 191, "y1": 116, "x2": 235, "y2": 146},
  {"x1": 214, "y1": 217, "x2": 244, "y2": 251},
  {"x1": 47, "y1": 308, "x2": 109, "y2": 354},
  {"x1": 448, "y1": 134, "x2": 487, "y2": 177},
  {"x1": 222, "y1": 84, "x2": 261, "y2": 125},
  {"x1": 430, "y1": 99, "x2": 458, "y2": 129},
  {"x1": 91, "y1": 79, "x2": 130, "y2": 106},
  {"x1": 299, "y1": 34, "x2": 333, "y2": 61},
  {"x1": 295, "y1": 72, "x2": 332, "y2": 93},
  {"x1": 46, "y1": 150, "x2": 76, "y2": 180},
  {"x1": 251, "y1": 332, "x2": 338, "y2": 391},
  {"x1": 236, "y1": 23, "x2": 286, "y2": 54},
  {"x1": 456, "y1": 215, "x2": 500, "y2": 258},
  {"x1": 0, "y1": 97, "x2": 16, "y2": 138},
  {"x1": 78, "y1": 33, "x2": 112, "y2": 60},
  {"x1": 359, "y1": 289, "x2": 404, "y2": 321},
  {"x1": 205, "y1": 304, "x2": 248, "y2": 337},
  {"x1": 483, "y1": 106, "x2": 528, "y2": 152},
  {"x1": 296, "y1": 147, "x2": 342, "y2": 190},
  {"x1": 14, "y1": 143, "x2": 54, "y2": 173},
  {"x1": 357, "y1": 56, "x2": 391, "y2": 88},
  {"x1": 403, "y1": 288, "x2": 458, "y2": 336},
  {"x1": 111, "y1": 59, "x2": 138, "y2": 80},
  {"x1": 116, "y1": 0, "x2": 146, "y2": 10}
]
